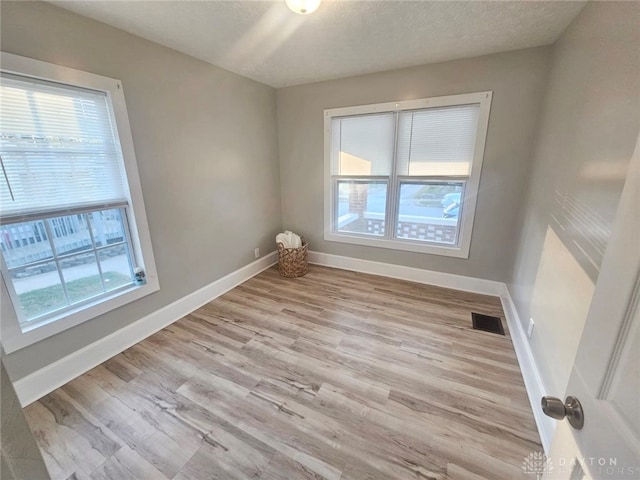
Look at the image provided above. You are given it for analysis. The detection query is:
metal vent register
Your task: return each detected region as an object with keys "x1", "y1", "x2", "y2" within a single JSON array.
[{"x1": 471, "y1": 312, "x2": 505, "y2": 335}]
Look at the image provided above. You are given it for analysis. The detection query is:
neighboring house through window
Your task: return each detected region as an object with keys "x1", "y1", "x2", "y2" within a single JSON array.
[
  {"x1": 0, "y1": 53, "x2": 158, "y2": 353},
  {"x1": 324, "y1": 91, "x2": 492, "y2": 258}
]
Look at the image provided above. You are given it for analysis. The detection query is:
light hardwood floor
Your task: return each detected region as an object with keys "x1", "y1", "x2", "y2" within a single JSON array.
[{"x1": 23, "y1": 265, "x2": 541, "y2": 480}]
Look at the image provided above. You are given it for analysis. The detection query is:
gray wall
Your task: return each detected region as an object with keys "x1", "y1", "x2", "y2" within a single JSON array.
[
  {"x1": 508, "y1": 1, "x2": 640, "y2": 396},
  {"x1": 0, "y1": 1, "x2": 282, "y2": 380},
  {"x1": 277, "y1": 47, "x2": 551, "y2": 281}
]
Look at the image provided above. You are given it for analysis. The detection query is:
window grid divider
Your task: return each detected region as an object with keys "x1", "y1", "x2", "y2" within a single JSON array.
[
  {"x1": 121, "y1": 208, "x2": 137, "y2": 275},
  {"x1": 385, "y1": 111, "x2": 401, "y2": 241},
  {"x1": 1, "y1": 200, "x2": 129, "y2": 226},
  {"x1": 330, "y1": 175, "x2": 390, "y2": 181},
  {"x1": 395, "y1": 175, "x2": 470, "y2": 183},
  {"x1": 85, "y1": 212, "x2": 107, "y2": 294},
  {"x1": 6, "y1": 239, "x2": 129, "y2": 272},
  {"x1": 42, "y1": 218, "x2": 71, "y2": 305}
]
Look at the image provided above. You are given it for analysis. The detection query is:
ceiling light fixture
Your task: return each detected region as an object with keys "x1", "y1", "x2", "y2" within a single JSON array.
[{"x1": 285, "y1": 0, "x2": 321, "y2": 15}]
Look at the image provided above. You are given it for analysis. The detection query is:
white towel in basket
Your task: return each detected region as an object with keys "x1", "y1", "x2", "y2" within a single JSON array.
[{"x1": 276, "y1": 230, "x2": 302, "y2": 248}]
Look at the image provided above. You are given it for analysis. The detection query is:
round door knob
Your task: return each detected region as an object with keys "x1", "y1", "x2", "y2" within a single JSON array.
[
  {"x1": 541, "y1": 396, "x2": 566, "y2": 419},
  {"x1": 541, "y1": 396, "x2": 584, "y2": 429}
]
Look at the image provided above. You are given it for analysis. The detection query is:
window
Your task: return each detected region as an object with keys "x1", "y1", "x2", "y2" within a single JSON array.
[
  {"x1": 0, "y1": 53, "x2": 158, "y2": 353},
  {"x1": 324, "y1": 92, "x2": 492, "y2": 258}
]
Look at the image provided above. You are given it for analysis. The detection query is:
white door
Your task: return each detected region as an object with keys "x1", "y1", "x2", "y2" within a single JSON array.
[{"x1": 542, "y1": 133, "x2": 640, "y2": 479}]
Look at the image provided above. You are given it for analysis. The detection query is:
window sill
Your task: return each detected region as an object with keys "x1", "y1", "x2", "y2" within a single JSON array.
[
  {"x1": 324, "y1": 231, "x2": 470, "y2": 258},
  {"x1": 1, "y1": 276, "x2": 160, "y2": 354}
]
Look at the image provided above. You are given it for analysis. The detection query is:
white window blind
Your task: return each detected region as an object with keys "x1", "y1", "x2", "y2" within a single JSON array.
[
  {"x1": 396, "y1": 104, "x2": 480, "y2": 177},
  {"x1": 332, "y1": 112, "x2": 395, "y2": 176},
  {"x1": 0, "y1": 73, "x2": 129, "y2": 220}
]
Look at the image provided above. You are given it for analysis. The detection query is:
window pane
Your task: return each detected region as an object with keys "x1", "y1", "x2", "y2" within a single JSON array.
[
  {"x1": 59, "y1": 252, "x2": 103, "y2": 303},
  {"x1": 1, "y1": 207, "x2": 138, "y2": 327},
  {"x1": 12, "y1": 261, "x2": 66, "y2": 320},
  {"x1": 49, "y1": 214, "x2": 93, "y2": 255},
  {"x1": 98, "y1": 245, "x2": 133, "y2": 291},
  {"x1": 0, "y1": 220, "x2": 52, "y2": 268},
  {"x1": 88, "y1": 208, "x2": 127, "y2": 247},
  {"x1": 396, "y1": 104, "x2": 480, "y2": 176},
  {"x1": 332, "y1": 113, "x2": 395, "y2": 175},
  {"x1": 337, "y1": 180, "x2": 387, "y2": 236},
  {"x1": 395, "y1": 182, "x2": 464, "y2": 245}
]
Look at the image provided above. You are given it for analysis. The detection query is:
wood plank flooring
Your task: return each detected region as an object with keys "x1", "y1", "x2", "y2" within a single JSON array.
[{"x1": 23, "y1": 265, "x2": 542, "y2": 480}]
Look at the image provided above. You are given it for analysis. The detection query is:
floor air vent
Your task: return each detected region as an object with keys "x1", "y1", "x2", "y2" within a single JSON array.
[{"x1": 471, "y1": 312, "x2": 505, "y2": 335}]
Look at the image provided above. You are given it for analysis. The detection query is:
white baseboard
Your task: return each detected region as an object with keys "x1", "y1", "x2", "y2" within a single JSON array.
[
  {"x1": 13, "y1": 252, "x2": 278, "y2": 407},
  {"x1": 500, "y1": 284, "x2": 555, "y2": 454},
  {"x1": 309, "y1": 250, "x2": 552, "y2": 452},
  {"x1": 308, "y1": 250, "x2": 505, "y2": 296}
]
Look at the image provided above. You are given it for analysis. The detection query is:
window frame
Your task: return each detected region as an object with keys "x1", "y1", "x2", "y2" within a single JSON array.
[
  {"x1": 0, "y1": 52, "x2": 159, "y2": 354},
  {"x1": 323, "y1": 91, "x2": 492, "y2": 258}
]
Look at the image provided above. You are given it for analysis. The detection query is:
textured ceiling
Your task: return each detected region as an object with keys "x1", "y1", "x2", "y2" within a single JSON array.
[{"x1": 48, "y1": 1, "x2": 586, "y2": 88}]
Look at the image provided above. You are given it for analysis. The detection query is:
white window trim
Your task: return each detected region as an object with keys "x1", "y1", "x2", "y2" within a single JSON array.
[
  {"x1": 0, "y1": 52, "x2": 159, "y2": 354},
  {"x1": 323, "y1": 91, "x2": 492, "y2": 259}
]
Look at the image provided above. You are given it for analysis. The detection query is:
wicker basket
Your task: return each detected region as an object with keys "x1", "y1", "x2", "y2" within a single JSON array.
[{"x1": 277, "y1": 237, "x2": 309, "y2": 278}]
